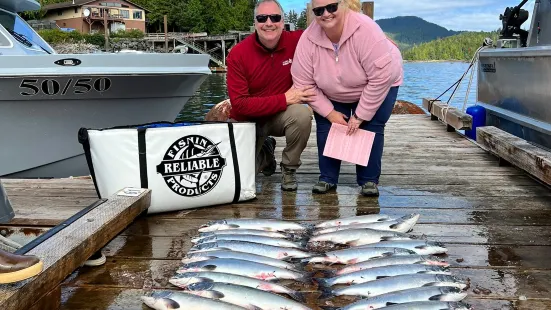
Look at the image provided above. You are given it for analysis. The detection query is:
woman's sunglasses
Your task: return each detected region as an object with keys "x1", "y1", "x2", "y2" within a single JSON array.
[
  {"x1": 255, "y1": 14, "x2": 282, "y2": 23},
  {"x1": 312, "y1": 2, "x2": 339, "y2": 16}
]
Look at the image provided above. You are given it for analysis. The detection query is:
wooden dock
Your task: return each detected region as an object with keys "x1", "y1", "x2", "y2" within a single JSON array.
[{"x1": 1, "y1": 114, "x2": 550, "y2": 309}]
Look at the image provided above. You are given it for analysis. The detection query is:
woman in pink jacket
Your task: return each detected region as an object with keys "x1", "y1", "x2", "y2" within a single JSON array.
[{"x1": 291, "y1": 0, "x2": 403, "y2": 196}]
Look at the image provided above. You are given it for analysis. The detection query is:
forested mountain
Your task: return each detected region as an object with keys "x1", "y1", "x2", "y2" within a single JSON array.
[
  {"x1": 376, "y1": 16, "x2": 461, "y2": 50},
  {"x1": 402, "y1": 31, "x2": 499, "y2": 61}
]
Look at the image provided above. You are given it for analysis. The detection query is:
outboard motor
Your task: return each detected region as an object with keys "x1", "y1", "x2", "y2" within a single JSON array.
[{"x1": 499, "y1": 0, "x2": 530, "y2": 47}]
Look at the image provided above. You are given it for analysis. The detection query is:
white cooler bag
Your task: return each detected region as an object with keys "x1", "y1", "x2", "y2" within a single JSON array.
[{"x1": 78, "y1": 121, "x2": 256, "y2": 214}]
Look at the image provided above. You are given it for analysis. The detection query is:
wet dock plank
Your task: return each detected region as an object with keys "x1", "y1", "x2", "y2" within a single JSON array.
[
  {"x1": 2, "y1": 114, "x2": 551, "y2": 309},
  {"x1": 0, "y1": 186, "x2": 151, "y2": 310}
]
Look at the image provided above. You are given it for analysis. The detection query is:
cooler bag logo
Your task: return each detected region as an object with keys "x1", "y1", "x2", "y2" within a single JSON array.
[{"x1": 156, "y1": 135, "x2": 227, "y2": 197}]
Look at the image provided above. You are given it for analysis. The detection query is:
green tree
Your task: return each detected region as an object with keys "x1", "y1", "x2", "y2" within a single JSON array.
[{"x1": 296, "y1": 8, "x2": 307, "y2": 29}]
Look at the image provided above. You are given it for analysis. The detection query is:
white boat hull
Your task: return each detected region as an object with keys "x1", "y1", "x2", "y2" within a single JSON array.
[{"x1": 0, "y1": 53, "x2": 211, "y2": 178}]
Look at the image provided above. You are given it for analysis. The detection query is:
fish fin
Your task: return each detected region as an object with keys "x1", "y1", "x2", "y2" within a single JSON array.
[
  {"x1": 381, "y1": 252, "x2": 395, "y2": 257},
  {"x1": 312, "y1": 277, "x2": 331, "y2": 288},
  {"x1": 428, "y1": 294, "x2": 448, "y2": 301},
  {"x1": 263, "y1": 227, "x2": 274, "y2": 231},
  {"x1": 161, "y1": 298, "x2": 181, "y2": 309},
  {"x1": 389, "y1": 223, "x2": 400, "y2": 229},
  {"x1": 345, "y1": 239, "x2": 362, "y2": 247},
  {"x1": 202, "y1": 265, "x2": 217, "y2": 271},
  {"x1": 415, "y1": 245, "x2": 429, "y2": 249},
  {"x1": 318, "y1": 286, "x2": 335, "y2": 299},
  {"x1": 422, "y1": 282, "x2": 444, "y2": 287},
  {"x1": 386, "y1": 302, "x2": 399, "y2": 306},
  {"x1": 228, "y1": 224, "x2": 240, "y2": 228},
  {"x1": 288, "y1": 290, "x2": 307, "y2": 303},
  {"x1": 246, "y1": 304, "x2": 263, "y2": 310},
  {"x1": 375, "y1": 276, "x2": 390, "y2": 280},
  {"x1": 206, "y1": 290, "x2": 225, "y2": 299}
]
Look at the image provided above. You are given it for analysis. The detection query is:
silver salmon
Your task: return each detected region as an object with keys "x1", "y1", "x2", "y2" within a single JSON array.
[
  {"x1": 182, "y1": 250, "x2": 301, "y2": 270},
  {"x1": 376, "y1": 301, "x2": 472, "y2": 310},
  {"x1": 308, "y1": 228, "x2": 412, "y2": 246},
  {"x1": 195, "y1": 229, "x2": 290, "y2": 241},
  {"x1": 141, "y1": 291, "x2": 246, "y2": 310},
  {"x1": 188, "y1": 240, "x2": 313, "y2": 260},
  {"x1": 176, "y1": 258, "x2": 313, "y2": 282},
  {"x1": 305, "y1": 247, "x2": 417, "y2": 265},
  {"x1": 319, "y1": 274, "x2": 467, "y2": 299},
  {"x1": 337, "y1": 255, "x2": 449, "y2": 275},
  {"x1": 314, "y1": 213, "x2": 420, "y2": 235},
  {"x1": 169, "y1": 271, "x2": 306, "y2": 302},
  {"x1": 198, "y1": 219, "x2": 307, "y2": 232},
  {"x1": 357, "y1": 240, "x2": 448, "y2": 255},
  {"x1": 315, "y1": 214, "x2": 392, "y2": 228},
  {"x1": 316, "y1": 264, "x2": 451, "y2": 287},
  {"x1": 333, "y1": 286, "x2": 468, "y2": 310},
  {"x1": 184, "y1": 282, "x2": 312, "y2": 310},
  {"x1": 193, "y1": 234, "x2": 305, "y2": 249}
]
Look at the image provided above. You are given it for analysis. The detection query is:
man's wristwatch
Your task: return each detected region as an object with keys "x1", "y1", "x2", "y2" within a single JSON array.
[{"x1": 353, "y1": 112, "x2": 363, "y2": 121}]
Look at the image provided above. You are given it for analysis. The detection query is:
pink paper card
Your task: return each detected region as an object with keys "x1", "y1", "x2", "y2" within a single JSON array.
[{"x1": 322, "y1": 123, "x2": 376, "y2": 166}]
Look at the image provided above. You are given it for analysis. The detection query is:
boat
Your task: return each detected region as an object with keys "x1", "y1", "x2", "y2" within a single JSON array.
[
  {"x1": 477, "y1": 0, "x2": 551, "y2": 150},
  {"x1": 0, "y1": 0, "x2": 211, "y2": 178}
]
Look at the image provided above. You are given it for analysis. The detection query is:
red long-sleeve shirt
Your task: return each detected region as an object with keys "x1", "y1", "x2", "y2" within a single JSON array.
[{"x1": 226, "y1": 30, "x2": 304, "y2": 121}]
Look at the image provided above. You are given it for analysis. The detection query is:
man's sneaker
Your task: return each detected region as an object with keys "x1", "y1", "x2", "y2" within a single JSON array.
[
  {"x1": 312, "y1": 181, "x2": 337, "y2": 194},
  {"x1": 262, "y1": 137, "x2": 277, "y2": 176},
  {"x1": 361, "y1": 182, "x2": 379, "y2": 197},
  {"x1": 83, "y1": 250, "x2": 106, "y2": 267},
  {"x1": 281, "y1": 166, "x2": 298, "y2": 191}
]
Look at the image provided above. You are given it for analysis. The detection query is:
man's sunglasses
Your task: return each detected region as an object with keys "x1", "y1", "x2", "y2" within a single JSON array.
[
  {"x1": 255, "y1": 14, "x2": 282, "y2": 23},
  {"x1": 312, "y1": 2, "x2": 339, "y2": 16}
]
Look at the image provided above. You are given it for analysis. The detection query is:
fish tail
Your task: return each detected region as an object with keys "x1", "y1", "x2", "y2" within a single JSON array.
[
  {"x1": 312, "y1": 277, "x2": 332, "y2": 288},
  {"x1": 318, "y1": 286, "x2": 335, "y2": 299},
  {"x1": 318, "y1": 269, "x2": 337, "y2": 277},
  {"x1": 297, "y1": 271, "x2": 315, "y2": 283},
  {"x1": 292, "y1": 260, "x2": 308, "y2": 270},
  {"x1": 287, "y1": 290, "x2": 307, "y2": 303}
]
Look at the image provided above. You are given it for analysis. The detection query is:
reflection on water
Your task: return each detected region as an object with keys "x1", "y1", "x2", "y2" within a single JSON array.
[{"x1": 176, "y1": 62, "x2": 478, "y2": 122}]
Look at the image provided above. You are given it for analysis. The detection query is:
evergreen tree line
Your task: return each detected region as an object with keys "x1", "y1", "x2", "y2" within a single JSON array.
[{"x1": 401, "y1": 31, "x2": 500, "y2": 61}]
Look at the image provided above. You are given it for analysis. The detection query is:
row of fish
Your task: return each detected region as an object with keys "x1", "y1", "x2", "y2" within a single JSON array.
[
  {"x1": 142, "y1": 218, "x2": 315, "y2": 310},
  {"x1": 141, "y1": 214, "x2": 472, "y2": 310},
  {"x1": 307, "y1": 214, "x2": 471, "y2": 310}
]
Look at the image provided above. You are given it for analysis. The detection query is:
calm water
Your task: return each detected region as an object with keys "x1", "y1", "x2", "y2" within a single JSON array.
[{"x1": 177, "y1": 61, "x2": 478, "y2": 122}]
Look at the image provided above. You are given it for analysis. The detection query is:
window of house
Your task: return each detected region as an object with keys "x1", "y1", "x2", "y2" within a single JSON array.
[
  {"x1": 119, "y1": 9, "x2": 129, "y2": 18},
  {"x1": 99, "y1": 2, "x2": 120, "y2": 7},
  {"x1": 133, "y1": 10, "x2": 142, "y2": 19},
  {"x1": 74, "y1": 7, "x2": 78, "y2": 13}
]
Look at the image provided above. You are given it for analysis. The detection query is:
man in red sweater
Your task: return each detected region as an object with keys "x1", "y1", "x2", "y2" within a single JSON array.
[{"x1": 226, "y1": 0, "x2": 315, "y2": 191}]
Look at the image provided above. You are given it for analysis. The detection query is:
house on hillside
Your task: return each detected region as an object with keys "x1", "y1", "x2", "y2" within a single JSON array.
[{"x1": 42, "y1": 0, "x2": 148, "y2": 34}]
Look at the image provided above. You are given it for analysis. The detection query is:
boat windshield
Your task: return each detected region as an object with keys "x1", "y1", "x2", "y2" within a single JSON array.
[{"x1": 0, "y1": 8, "x2": 54, "y2": 53}]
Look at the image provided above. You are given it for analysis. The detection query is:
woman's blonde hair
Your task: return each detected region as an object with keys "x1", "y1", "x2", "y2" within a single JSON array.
[{"x1": 344, "y1": 0, "x2": 361, "y2": 12}]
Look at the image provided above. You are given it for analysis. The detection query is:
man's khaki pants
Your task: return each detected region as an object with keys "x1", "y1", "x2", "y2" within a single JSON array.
[{"x1": 255, "y1": 104, "x2": 312, "y2": 173}]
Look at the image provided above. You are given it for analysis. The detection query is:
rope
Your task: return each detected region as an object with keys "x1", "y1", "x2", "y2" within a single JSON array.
[{"x1": 428, "y1": 44, "x2": 488, "y2": 114}]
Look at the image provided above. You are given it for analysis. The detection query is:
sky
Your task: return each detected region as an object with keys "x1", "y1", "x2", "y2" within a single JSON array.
[{"x1": 280, "y1": 0, "x2": 537, "y2": 31}]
